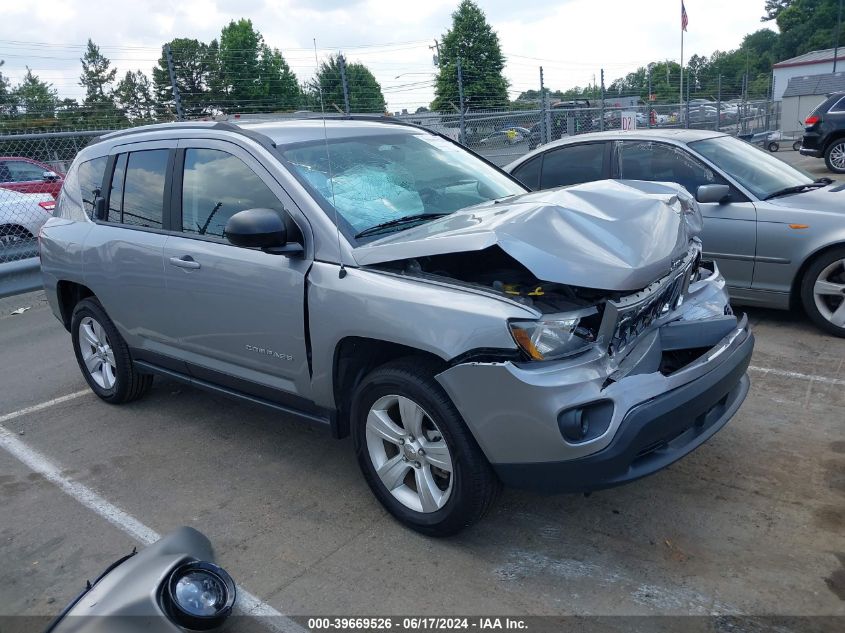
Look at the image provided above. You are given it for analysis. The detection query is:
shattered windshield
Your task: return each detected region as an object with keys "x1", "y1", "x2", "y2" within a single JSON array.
[{"x1": 281, "y1": 132, "x2": 525, "y2": 238}]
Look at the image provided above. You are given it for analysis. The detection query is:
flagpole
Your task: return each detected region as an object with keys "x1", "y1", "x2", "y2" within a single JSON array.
[{"x1": 680, "y1": 1, "x2": 684, "y2": 108}]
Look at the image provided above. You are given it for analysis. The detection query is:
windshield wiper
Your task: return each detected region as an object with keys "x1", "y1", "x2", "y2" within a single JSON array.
[
  {"x1": 764, "y1": 178, "x2": 832, "y2": 200},
  {"x1": 354, "y1": 213, "x2": 451, "y2": 239}
]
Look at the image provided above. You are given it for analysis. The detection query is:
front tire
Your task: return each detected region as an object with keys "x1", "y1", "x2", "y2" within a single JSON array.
[
  {"x1": 800, "y1": 247, "x2": 845, "y2": 337},
  {"x1": 825, "y1": 139, "x2": 845, "y2": 174},
  {"x1": 71, "y1": 298, "x2": 153, "y2": 403},
  {"x1": 351, "y1": 358, "x2": 500, "y2": 536}
]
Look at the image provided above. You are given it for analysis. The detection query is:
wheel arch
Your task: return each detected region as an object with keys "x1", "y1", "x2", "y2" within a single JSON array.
[
  {"x1": 331, "y1": 336, "x2": 448, "y2": 439},
  {"x1": 823, "y1": 130, "x2": 845, "y2": 153},
  {"x1": 790, "y1": 241, "x2": 845, "y2": 309},
  {"x1": 56, "y1": 280, "x2": 95, "y2": 331}
]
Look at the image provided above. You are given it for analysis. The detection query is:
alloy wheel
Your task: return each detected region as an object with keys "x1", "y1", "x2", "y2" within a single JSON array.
[
  {"x1": 830, "y1": 142, "x2": 845, "y2": 171},
  {"x1": 78, "y1": 316, "x2": 117, "y2": 389},
  {"x1": 365, "y1": 394, "x2": 453, "y2": 513},
  {"x1": 813, "y1": 259, "x2": 845, "y2": 329}
]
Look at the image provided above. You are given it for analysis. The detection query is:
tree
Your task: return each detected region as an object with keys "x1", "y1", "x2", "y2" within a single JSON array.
[
  {"x1": 432, "y1": 0, "x2": 509, "y2": 112},
  {"x1": 775, "y1": 0, "x2": 844, "y2": 60},
  {"x1": 79, "y1": 39, "x2": 117, "y2": 106},
  {"x1": 14, "y1": 68, "x2": 58, "y2": 117},
  {"x1": 313, "y1": 55, "x2": 385, "y2": 113},
  {"x1": 114, "y1": 70, "x2": 155, "y2": 122},
  {"x1": 152, "y1": 38, "x2": 216, "y2": 118},
  {"x1": 216, "y1": 19, "x2": 300, "y2": 112},
  {"x1": 0, "y1": 60, "x2": 14, "y2": 116},
  {"x1": 762, "y1": 0, "x2": 793, "y2": 21}
]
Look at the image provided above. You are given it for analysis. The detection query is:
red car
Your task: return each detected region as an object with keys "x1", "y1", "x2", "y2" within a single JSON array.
[{"x1": 0, "y1": 156, "x2": 64, "y2": 198}]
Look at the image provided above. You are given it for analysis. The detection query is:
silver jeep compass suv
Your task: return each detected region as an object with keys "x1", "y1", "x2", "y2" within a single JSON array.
[{"x1": 40, "y1": 118, "x2": 753, "y2": 536}]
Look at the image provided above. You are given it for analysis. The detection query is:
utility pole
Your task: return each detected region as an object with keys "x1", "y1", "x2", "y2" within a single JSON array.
[
  {"x1": 647, "y1": 64, "x2": 653, "y2": 128},
  {"x1": 338, "y1": 54, "x2": 350, "y2": 115},
  {"x1": 599, "y1": 68, "x2": 605, "y2": 132},
  {"x1": 164, "y1": 44, "x2": 184, "y2": 121},
  {"x1": 716, "y1": 74, "x2": 722, "y2": 132},
  {"x1": 430, "y1": 39, "x2": 442, "y2": 67},
  {"x1": 834, "y1": 0, "x2": 843, "y2": 73},
  {"x1": 457, "y1": 56, "x2": 466, "y2": 146},
  {"x1": 540, "y1": 66, "x2": 550, "y2": 145}
]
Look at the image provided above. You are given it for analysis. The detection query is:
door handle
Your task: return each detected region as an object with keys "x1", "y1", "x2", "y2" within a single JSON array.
[{"x1": 169, "y1": 255, "x2": 201, "y2": 269}]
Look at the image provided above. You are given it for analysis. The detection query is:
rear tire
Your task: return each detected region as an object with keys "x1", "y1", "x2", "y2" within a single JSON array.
[
  {"x1": 0, "y1": 225, "x2": 34, "y2": 248},
  {"x1": 71, "y1": 298, "x2": 153, "y2": 403},
  {"x1": 767, "y1": 141, "x2": 779, "y2": 153},
  {"x1": 825, "y1": 139, "x2": 845, "y2": 174},
  {"x1": 792, "y1": 140, "x2": 802, "y2": 152},
  {"x1": 800, "y1": 247, "x2": 845, "y2": 338},
  {"x1": 351, "y1": 357, "x2": 500, "y2": 536}
]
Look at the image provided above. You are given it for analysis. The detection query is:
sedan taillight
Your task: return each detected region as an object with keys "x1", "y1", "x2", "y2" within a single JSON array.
[
  {"x1": 804, "y1": 115, "x2": 820, "y2": 126},
  {"x1": 38, "y1": 200, "x2": 55, "y2": 214}
]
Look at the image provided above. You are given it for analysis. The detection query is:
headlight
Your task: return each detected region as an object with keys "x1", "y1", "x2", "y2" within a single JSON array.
[
  {"x1": 509, "y1": 308, "x2": 598, "y2": 361},
  {"x1": 164, "y1": 561, "x2": 236, "y2": 631}
]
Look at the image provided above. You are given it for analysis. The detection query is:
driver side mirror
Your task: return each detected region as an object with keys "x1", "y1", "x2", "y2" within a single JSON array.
[
  {"x1": 225, "y1": 208, "x2": 303, "y2": 255},
  {"x1": 42, "y1": 170, "x2": 59, "y2": 182},
  {"x1": 696, "y1": 184, "x2": 731, "y2": 205}
]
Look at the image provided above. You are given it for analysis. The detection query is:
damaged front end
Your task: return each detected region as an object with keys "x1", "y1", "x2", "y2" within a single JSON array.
[{"x1": 354, "y1": 179, "x2": 753, "y2": 492}]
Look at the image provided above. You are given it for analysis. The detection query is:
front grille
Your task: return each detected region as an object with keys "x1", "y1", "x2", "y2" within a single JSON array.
[{"x1": 605, "y1": 254, "x2": 696, "y2": 356}]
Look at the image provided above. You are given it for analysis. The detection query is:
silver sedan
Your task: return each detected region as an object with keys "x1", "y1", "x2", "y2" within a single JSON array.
[{"x1": 505, "y1": 129, "x2": 845, "y2": 337}]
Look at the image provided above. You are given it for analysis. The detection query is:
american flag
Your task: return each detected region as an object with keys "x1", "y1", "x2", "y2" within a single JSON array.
[{"x1": 681, "y1": 1, "x2": 689, "y2": 31}]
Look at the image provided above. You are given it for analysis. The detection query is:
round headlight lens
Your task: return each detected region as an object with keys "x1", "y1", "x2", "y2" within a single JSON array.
[{"x1": 165, "y1": 561, "x2": 236, "y2": 630}]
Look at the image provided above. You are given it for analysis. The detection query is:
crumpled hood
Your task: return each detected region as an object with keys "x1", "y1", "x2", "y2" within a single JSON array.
[{"x1": 353, "y1": 179, "x2": 703, "y2": 292}]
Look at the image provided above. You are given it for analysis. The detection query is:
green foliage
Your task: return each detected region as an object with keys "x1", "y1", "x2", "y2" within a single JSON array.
[
  {"x1": 762, "y1": 0, "x2": 793, "y2": 21},
  {"x1": 114, "y1": 70, "x2": 155, "y2": 122},
  {"x1": 217, "y1": 19, "x2": 300, "y2": 112},
  {"x1": 152, "y1": 38, "x2": 217, "y2": 118},
  {"x1": 79, "y1": 39, "x2": 117, "y2": 107},
  {"x1": 312, "y1": 55, "x2": 386, "y2": 113},
  {"x1": 13, "y1": 68, "x2": 58, "y2": 117},
  {"x1": 775, "y1": 0, "x2": 844, "y2": 60},
  {"x1": 433, "y1": 0, "x2": 509, "y2": 112}
]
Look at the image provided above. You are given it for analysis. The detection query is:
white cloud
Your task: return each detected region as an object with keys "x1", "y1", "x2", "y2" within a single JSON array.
[{"x1": 0, "y1": 0, "x2": 775, "y2": 112}]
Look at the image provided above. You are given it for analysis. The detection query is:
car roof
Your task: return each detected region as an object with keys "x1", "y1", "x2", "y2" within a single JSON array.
[
  {"x1": 93, "y1": 117, "x2": 426, "y2": 150},
  {"x1": 505, "y1": 128, "x2": 727, "y2": 169}
]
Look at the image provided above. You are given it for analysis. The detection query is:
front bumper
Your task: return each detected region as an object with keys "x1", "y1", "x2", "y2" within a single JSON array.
[
  {"x1": 494, "y1": 334, "x2": 751, "y2": 492},
  {"x1": 436, "y1": 266, "x2": 754, "y2": 493}
]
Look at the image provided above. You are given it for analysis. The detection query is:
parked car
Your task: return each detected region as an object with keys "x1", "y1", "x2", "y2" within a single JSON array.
[
  {"x1": 0, "y1": 188, "x2": 55, "y2": 249},
  {"x1": 478, "y1": 128, "x2": 526, "y2": 146},
  {"x1": 800, "y1": 91, "x2": 845, "y2": 174},
  {"x1": 41, "y1": 119, "x2": 753, "y2": 536},
  {"x1": 506, "y1": 129, "x2": 845, "y2": 336},
  {"x1": 0, "y1": 156, "x2": 63, "y2": 198},
  {"x1": 45, "y1": 527, "x2": 236, "y2": 632}
]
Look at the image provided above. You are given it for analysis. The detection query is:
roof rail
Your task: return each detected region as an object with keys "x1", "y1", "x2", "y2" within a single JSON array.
[{"x1": 88, "y1": 121, "x2": 277, "y2": 150}]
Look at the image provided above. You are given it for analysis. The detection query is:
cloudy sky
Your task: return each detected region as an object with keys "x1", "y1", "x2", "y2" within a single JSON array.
[{"x1": 0, "y1": 0, "x2": 774, "y2": 112}]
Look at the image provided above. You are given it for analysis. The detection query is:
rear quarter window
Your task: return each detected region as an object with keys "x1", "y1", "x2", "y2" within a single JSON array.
[{"x1": 55, "y1": 156, "x2": 107, "y2": 221}]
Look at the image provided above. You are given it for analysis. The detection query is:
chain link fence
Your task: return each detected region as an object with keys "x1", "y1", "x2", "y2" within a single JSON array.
[{"x1": 0, "y1": 94, "x2": 780, "y2": 296}]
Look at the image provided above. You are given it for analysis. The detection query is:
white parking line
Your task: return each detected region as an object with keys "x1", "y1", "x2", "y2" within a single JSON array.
[
  {"x1": 0, "y1": 397, "x2": 304, "y2": 633},
  {"x1": 748, "y1": 365, "x2": 845, "y2": 386}
]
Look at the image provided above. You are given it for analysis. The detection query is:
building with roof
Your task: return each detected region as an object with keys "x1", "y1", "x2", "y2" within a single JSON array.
[
  {"x1": 780, "y1": 72, "x2": 845, "y2": 135},
  {"x1": 772, "y1": 47, "x2": 845, "y2": 101}
]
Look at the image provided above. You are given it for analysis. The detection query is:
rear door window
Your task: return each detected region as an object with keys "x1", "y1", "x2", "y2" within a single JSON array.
[
  {"x1": 617, "y1": 141, "x2": 725, "y2": 195},
  {"x1": 539, "y1": 143, "x2": 606, "y2": 189},
  {"x1": 106, "y1": 150, "x2": 168, "y2": 229}
]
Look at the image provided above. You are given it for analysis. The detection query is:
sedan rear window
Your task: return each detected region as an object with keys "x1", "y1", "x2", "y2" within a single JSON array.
[{"x1": 281, "y1": 133, "x2": 524, "y2": 237}]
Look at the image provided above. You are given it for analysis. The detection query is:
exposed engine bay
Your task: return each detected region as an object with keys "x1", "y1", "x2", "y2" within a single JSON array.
[{"x1": 374, "y1": 245, "x2": 614, "y2": 313}]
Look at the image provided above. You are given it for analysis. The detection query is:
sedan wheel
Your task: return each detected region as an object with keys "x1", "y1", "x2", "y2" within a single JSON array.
[
  {"x1": 365, "y1": 394, "x2": 453, "y2": 513},
  {"x1": 813, "y1": 260, "x2": 845, "y2": 329},
  {"x1": 801, "y1": 247, "x2": 845, "y2": 337},
  {"x1": 78, "y1": 316, "x2": 117, "y2": 389}
]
